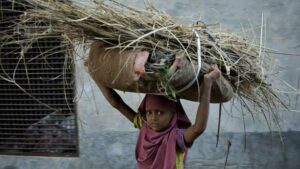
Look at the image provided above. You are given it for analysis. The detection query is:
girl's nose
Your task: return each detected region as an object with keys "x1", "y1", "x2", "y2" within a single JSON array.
[{"x1": 150, "y1": 113, "x2": 158, "y2": 121}]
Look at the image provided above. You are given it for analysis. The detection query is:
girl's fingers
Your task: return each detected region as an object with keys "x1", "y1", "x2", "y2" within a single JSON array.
[{"x1": 208, "y1": 64, "x2": 218, "y2": 72}]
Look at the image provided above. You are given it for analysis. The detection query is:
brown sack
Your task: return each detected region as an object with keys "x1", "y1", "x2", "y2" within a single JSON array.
[{"x1": 85, "y1": 41, "x2": 233, "y2": 103}]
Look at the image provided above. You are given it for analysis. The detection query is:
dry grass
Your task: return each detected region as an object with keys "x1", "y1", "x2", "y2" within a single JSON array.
[{"x1": 1, "y1": 0, "x2": 290, "y2": 131}]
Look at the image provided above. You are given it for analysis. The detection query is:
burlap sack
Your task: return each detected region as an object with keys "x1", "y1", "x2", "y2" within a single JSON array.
[{"x1": 85, "y1": 41, "x2": 233, "y2": 103}]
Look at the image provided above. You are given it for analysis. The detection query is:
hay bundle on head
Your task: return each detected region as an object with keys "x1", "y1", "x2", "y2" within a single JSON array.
[{"x1": 5, "y1": 0, "x2": 287, "y2": 127}]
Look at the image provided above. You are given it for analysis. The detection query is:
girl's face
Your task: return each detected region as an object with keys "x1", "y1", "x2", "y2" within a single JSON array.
[{"x1": 145, "y1": 110, "x2": 174, "y2": 132}]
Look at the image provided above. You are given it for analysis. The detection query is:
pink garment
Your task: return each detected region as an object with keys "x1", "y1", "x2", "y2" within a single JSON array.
[{"x1": 135, "y1": 95, "x2": 191, "y2": 169}]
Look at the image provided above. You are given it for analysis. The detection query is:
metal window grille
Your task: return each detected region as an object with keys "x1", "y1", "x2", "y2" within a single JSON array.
[{"x1": 0, "y1": 0, "x2": 79, "y2": 156}]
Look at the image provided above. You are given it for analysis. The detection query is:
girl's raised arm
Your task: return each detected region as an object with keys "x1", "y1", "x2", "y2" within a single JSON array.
[
  {"x1": 183, "y1": 65, "x2": 221, "y2": 145},
  {"x1": 98, "y1": 84, "x2": 137, "y2": 123}
]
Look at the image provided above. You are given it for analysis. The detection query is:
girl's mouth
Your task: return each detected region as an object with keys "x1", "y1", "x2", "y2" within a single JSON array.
[{"x1": 149, "y1": 123, "x2": 160, "y2": 129}]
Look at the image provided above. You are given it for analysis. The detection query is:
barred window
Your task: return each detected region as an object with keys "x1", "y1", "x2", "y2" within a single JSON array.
[{"x1": 0, "y1": 0, "x2": 79, "y2": 156}]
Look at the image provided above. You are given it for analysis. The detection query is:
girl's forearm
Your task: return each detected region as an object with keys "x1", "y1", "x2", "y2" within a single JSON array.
[
  {"x1": 99, "y1": 85, "x2": 125, "y2": 108},
  {"x1": 98, "y1": 84, "x2": 136, "y2": 122},
  {"x1": 183, "y1": 80, "x2": 213, "y2": 145},
  {"x1": 194, "y1": 80, "x2": 213, "y2": 134},
  {"x1": 183, "y1": 65, "x2": 220, "y2": 144}
]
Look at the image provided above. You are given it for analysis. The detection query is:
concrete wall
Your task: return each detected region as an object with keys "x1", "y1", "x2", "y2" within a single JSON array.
[{"x1": 1, "y1": 0, "x2": 300, "y2": 168}]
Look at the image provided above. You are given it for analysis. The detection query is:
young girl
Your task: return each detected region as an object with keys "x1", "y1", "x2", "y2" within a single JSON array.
[{"x1": 98, "y1": 63, "x2": 221, "y2": 169}]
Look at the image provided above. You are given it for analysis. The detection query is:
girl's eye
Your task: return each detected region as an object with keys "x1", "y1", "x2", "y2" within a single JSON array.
[{"x1": 146, "y1": 111, "x2": 164, "y2": 115}]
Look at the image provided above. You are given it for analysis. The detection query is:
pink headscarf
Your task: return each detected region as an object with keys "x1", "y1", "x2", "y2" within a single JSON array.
[{"x1": 135, "y1": 94, "x2": 191, "y2": 169}]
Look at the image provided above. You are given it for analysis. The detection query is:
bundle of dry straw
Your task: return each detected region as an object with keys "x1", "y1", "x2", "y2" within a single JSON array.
[{"x1": 4, "y1": 0, "x2": 287, "y2": 128}]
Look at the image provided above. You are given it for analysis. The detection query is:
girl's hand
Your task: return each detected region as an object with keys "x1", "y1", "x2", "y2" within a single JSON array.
[{"x1": 203, "y1": 64, "x2": 221, "y2": 84}]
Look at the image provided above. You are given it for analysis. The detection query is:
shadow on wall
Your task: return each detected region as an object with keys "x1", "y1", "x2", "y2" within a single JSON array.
[{"x1": 2, "y1": 166, "x2": 18, "y2": 169}]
